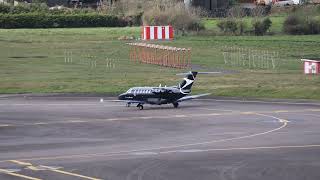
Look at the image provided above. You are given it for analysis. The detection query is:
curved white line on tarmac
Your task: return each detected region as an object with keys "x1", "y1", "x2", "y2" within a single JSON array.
[
  {"x1": 3, "y1": 113, "x2": 289, "y2": 162},
  {"x1": 105, "y1": 113, "x2": 289, "y2": 152}
]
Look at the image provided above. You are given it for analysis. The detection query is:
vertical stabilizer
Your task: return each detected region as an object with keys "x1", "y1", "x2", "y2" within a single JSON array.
[{"x1": 178, "y1": 71, "x2": 198, "y2": 94}]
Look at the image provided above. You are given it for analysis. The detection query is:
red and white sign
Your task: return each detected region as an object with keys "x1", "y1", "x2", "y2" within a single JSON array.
[
  {"x1": 142, "y1": 26, "x2": 174, "y2": 40},
  {"x1": 302, "y1": 59, "x2": 320, "y2": 74}
]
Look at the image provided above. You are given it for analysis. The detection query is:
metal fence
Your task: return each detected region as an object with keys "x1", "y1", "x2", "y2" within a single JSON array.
[
  {"x1": 63, "y1": 49, "x2": 118, "y2": 71},
  {"x1": 222, "y1": 46, "x2": 280, "y2": 69}
]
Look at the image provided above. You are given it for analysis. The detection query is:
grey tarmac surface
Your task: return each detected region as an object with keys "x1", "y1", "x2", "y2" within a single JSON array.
[{"x1": 0, "y1": 96, "x2": 320, "y2": 180}]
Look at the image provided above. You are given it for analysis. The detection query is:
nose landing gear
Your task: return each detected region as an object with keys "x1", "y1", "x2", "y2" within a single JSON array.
[{"x1": 137, "y1": 104, "x2": 144, "y2": 110}]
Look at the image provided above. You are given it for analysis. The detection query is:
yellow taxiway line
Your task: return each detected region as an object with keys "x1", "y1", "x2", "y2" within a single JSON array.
[
  {"x1": 0, "y1": 168, "x2": 42, "y2": 180},
  {"x1": 9, "y1": 160, "x2": 32, "y2": 166},
  {"x1": 40, "y1": 165, "x2": 102, "y2": 180},
  {"x1": 8, "y1": 160, "x2": 102, "y2": 180}
]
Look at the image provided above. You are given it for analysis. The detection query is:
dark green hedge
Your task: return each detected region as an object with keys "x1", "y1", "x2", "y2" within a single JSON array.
[{"x1": 0, "y1": 13, "x2": 128, "y2": 28}]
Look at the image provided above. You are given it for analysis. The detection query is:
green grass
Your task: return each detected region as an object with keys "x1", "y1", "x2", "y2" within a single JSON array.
[
  {"x1": 202, "y1": 16, "x2": 286, "y2": 34},
  {"x1": 0, "y1": 27, "x2": 320, "y2": 100}
]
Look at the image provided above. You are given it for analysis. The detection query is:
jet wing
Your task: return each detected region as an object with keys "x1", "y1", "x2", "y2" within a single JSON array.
[
  {"x1": 176, "y1": 93, "x2": 211, "y2": 102},
  {"x1": 112, "y1": 100, "x2": 146, "y2": 104}
]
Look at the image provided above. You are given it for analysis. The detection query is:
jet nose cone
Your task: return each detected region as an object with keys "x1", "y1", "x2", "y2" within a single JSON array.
[{"x1": 118, "y1": 93, "x2": 126, "y2": 100}]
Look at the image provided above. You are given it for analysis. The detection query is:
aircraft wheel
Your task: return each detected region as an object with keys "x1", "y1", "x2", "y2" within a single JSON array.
[
  {"x1": 173, "y1": 102, "x2": 179, "y2": 108},
  {"x1": 137, "y1": 104, "x2": 144, "y2": 110},
  {"x1": 126, "y1": 103, "x2": 131, "y2": 107}
]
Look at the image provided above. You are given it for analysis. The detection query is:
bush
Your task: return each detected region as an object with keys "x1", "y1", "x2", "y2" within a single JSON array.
[
  {"x1": 283, "y1": 14, "x2": 320, "y2": 35},
  {"x1": 252, "y1": 17, "x2": 272, "y2": 36},
  {"x1": 142, "y1": 1, "x2": 204, "y2": 32},
  {"x1": 0, "y1": 4, "x2": 11, "y2": 14},
  {"x1": 283, "y1": 5, "x2": 320, "y2": 35},
  {"x1": 0, "y1": 13, "x2": 127, "y2": 28},
  {"x1": 283, "y1": 14, "x2": 305, "y2": 34},
  {"x1": 0, "y1": 3, "x2": 49, "y2": 14},
  {"x1": 238, "y1": 20, "x2": 247, "y2": 35},
  {"x1": 217, "y1": 19, "x2": 238, "y2": 34},
  {"x1": 306, "y1": 17, "x2": 320, "y2": 34},
  {"x1": 217, "y1": 19, "x2": 247, "y2": 35}
]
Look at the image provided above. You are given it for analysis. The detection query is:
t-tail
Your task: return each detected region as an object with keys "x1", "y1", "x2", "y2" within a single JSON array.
[{"x1": 178, "y1": 71, "x2": 198, "y2": 95}]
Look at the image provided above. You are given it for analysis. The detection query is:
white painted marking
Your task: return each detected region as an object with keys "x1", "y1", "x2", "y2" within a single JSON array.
[
  {"x1": 177, "y1": 149, "x2": 203, "y2": 153},
  {"x1": 107, "y1": 118, "x2": 119, "y2": 121},
  {"x1": 139, "y1": 117, "x2": 153, "y2": 119},
  {"x1": 255, "y1": 113, "x2": 290, "y2": 123},
  {"x1": 175, "y1": 115, "x2": 187, "y2": 118},
  {"x1": 9, "y1": 160, "x2": 32, "y2": 166},
  {"x1": 69, "y1": 120, "x2": 86, "y2": 123},
  {"x1": 131, "y1": 152, "x2": 158, "y2": 156},
  {"x1": 100, "y1": 99, "x2": 104, "y2": 103},
  {"x1": 40, "y1": 165, "x2": 102, "y2": 180},
  {"x1": 0, "y1": 124, "x2": 12, "y2": 127},
  {"x1": 34, "y1": 122, "x2": 50, "y2": 125},
  {"x1": 38, "y1": 166, "x2": 61, "y2": 170},
  {"x1": 1, "y1": 169, "x2": 20, "y2": 173},
  {"x1": 160, "y1": 144, "x2": 320, "y2": 154},
  {"x1": 165, "y1": 26, "x2": 170, "y2": 39},
  {"x1": 0, "y1": 169, "x2": 42, "y2": 180},
  {"x1": 4, "y1": 113, "x2": 290, "y2": 163},
  {"x1": 308, "y1": 109, "x2": 320, "y2": 112},
  {"x1": 208, "y1": 113, "x2": 221, "y2": 116},
  {"x1": 150, "y1": 26, "x2": 155, "y2": 39}
]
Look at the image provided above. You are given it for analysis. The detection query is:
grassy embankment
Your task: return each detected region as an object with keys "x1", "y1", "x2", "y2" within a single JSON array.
[{"x1": 0, "y1": 25, "x2": 319, "y2": 99}]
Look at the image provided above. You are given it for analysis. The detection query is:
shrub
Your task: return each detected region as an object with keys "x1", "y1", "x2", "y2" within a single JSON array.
[
  {"x1": 0, "y1": 13, "x2": 127, "y2": 28},
  {"x1": 237, "y1": 20, "x2": 247, "y2": 35},
  {"x1": 0, "y1": 3, "x2": 49, "y2": 14},
  {"x1": 306, "y1": 17, "x2": 320, "y2": 34},
  {"x1": 283, "y1": 14, "x2": 320, "y2": 35},
  {"x1": 217, "y1": 19, "x2": 238, "y2": 34},
  {"x1": 9, "y1": 4, "x2": 31, "y2": 14},
  {"x1": 252, "y1": 17, "x2": 272, "y2": 36},
  {"x1": 142, "y1": 1, "x2": 204, "y2": 32},
  {"x1": 0, "y1": 4, "x2": 10, "y2": 14},
  {"x1": 283, "y1": 5, "x2": 320, "y2": 35},
  {"x1": 217, "y1": 19, "x2": 248, "y2": 35},
  {"x1": 283, "y1": 14, "x2": 305, "y2": 34}
]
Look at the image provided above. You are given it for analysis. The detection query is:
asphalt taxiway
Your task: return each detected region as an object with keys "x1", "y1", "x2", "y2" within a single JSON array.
[{"x1": 0, "y1": 96, "x2": 320, "y2": 180}]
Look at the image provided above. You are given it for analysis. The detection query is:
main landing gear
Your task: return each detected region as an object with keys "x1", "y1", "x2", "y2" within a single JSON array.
[
  {"x1": 126, "y1": 102, "x2": 131, "y2": 107},
  {"x1": 137, "y1": 103, "x2": 144, "y2": 110},
  {"x1": 173, "y1": 102, "x2": 179, "y2": 108}
]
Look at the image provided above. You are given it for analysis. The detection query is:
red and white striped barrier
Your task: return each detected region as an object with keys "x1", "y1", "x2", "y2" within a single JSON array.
[
  {"x1": 302, "y1": 59, "x2": 320, "y2": 74},
  {"x1": 142, "y1": 26, "x2": 174, "y2": 40}
]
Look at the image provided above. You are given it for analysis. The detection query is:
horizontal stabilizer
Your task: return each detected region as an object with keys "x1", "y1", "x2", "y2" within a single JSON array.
[
  {"x1": 176, "y1": 72, "x2": 221, "y2": 76},
  {"x1": 177, "y1": 93, "x2": 211, "y2": 102}
]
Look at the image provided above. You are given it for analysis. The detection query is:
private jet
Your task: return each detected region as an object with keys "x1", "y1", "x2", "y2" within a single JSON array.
[{"x1": 118, "y1": 71, "x2": 210, "y2": 110}]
